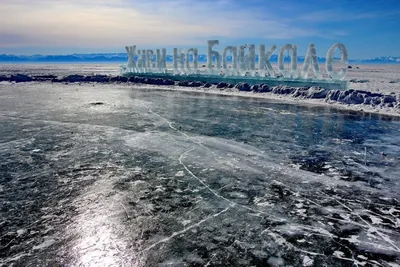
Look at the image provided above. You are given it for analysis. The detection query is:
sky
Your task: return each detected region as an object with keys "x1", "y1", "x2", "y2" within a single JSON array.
[{"x1": 0, "y1": 0, "x2": 399, "y2": 58}]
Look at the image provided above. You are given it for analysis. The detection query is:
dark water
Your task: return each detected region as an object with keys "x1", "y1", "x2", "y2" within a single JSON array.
[{"x1": 0, "y1": 83, "x2": 399, "y2": 266}]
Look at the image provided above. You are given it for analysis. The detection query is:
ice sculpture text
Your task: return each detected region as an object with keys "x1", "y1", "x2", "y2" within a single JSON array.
[{"x1": 124, "y1": 40, "x2": 348, "y2": 81}]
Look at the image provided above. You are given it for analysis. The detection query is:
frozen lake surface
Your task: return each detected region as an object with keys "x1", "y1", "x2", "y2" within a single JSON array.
[{"x1": 0, "y1": 82, "x2": 400, "y2": 266}]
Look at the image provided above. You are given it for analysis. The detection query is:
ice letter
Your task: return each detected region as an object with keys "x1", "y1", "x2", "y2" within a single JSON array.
[
  {"x1": 186, "y1": 48, "x2": 198, "y2": 74},
  {"x1": 125, "y1": 45, "x2": 137, "y2": 72},
  {"x1": 248, "y1": 44, "x2": 256, "y2": 75},
  {"x1": 142, "y1": 49, "x2": 148, "y2": 72},
  {"x1": 300, "y1": 44, "x2": 321, "y2": 79},
  {"x1": 146, "y1": 50, "x2": 155, "y2": 71},
  {"x1": 325, "y1": 43, "x2": 348, "y2": 80},
  {"x1": 258, "y1": 44, "x2": 276, "y2": 77},
  {"x1": 207, "y1": 40, "x2": 220, "y2": 74},
  {"x1": 173, "y1": 48, "x2": 185, "y2": 74},
  {"x1": 238, "y1": 45, "x2": 246, "y2": 75},
  {"x1": 137, "y1": 50, "x2": 145, "y2": 73},
  {"x1": 278, "y1": 44, "x2": 298, "y2": 78},
  {"x1": 222, "y1": 46, "x2": 237, "y2": 75},
  {"x1": 156, "y1": 48, "x2": 167, "y2": 73},
  {"x1": 237, "y1": 45, "x2": 256, "y2": 76}
]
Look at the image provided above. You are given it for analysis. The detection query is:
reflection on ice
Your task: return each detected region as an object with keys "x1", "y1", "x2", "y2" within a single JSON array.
[{"x1": 67, "y1": 169, "x2": 128, "y2": 266}]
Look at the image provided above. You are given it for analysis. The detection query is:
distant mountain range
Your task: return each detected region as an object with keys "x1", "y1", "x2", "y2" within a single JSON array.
[{"x1": 0, "y1": 53, "x2": 399, "y2": 64}]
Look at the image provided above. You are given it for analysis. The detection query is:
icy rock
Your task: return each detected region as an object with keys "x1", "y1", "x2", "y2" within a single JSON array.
[
  {"x1": 62, "y1": 74, "x2": 85, "y2": 83},
  {"x1": 109, "y1": 76, "x2": 127, "y2": 83},
  {"x1": 272, "y1": 86, "x2": 294, "y2": 95},
  {"x1": 363, "y1": 96, "x2": 372, "y2": 105},
  {"x1": 127, "y1": 76, "x2": 136, "y2": 83},
  {"x1": 132, "y1": 76, "x2": 144, "y2": 83},
  {"x1": 203, "y1": 82, "x2": 212, "y2": 88},
  {"x1": 307, "y1": 86, "x2": 328, "y2": 99},
  {"x1": 119, "y1": 76, "x2": 128, "y2": 82},
  {"x1": 163, "y1": 79, "x2": 175, "y2": 86},
  {"x1": 10, "y1": 74, "x2": 33, "y2": 83},
  {"x1": 178, "y1": 80, "x2": 189, "y2": 87},
  {"x1": 337, "y1": 90, "x2": 350, "y2": 102},
  {"x1": 155, "y1": 78, "x2": 165, "y2": 85},
  {"x1": 250, "y1": 84, "x2": 259, "y2": 92},
  {"x1": 343, "y1": 91, "x2": 364, "y2": 104},
  {"x1": 147, "y1": 78, "x2": 164, "y2": 85},
  {"x1": 258, "y1": 84, "x2": 271, "y2": 93},
  {"x1": 367, "y1": 92, "x2": 383, "y2": 98},
  {"x1": 188, "y1": 81, "x2": 203, "y2": 87},
  {"x1": 236, "y1": 83, "x2": 251, "y2": 91},
  {"x1": 33, "y1": 75, "x2": 57, "y2": 81},
  {"x1": 216, "y1": 82, "x2": 228, "y2": 89},
  {"x1": 91, "y1": 75, "x2": 110, "y2": 83},
  {"x1": 292, "y1": 87, "x2": 308, "y2": 98},
  {"x1": 386, "y1": 102, "x2": 394, "y2": 107},
  {"x1": 326, "y1": 90, "x2": 341, "y2": 101},
  {"x1": 81, "y1": 76, "x2": 91, "y2": 82},
  {"x1": 142, "y1": 78, "x2": 152, "y2": 84},
  {"x1": 109, "y1": 76, "x2": 119, "y2": 82},
  {"x1": 382, "y1": 95, "x2": 396, "y2": 104},
  {"x1": 371, "y1": 97, "x2": 381, "y2": 105}
]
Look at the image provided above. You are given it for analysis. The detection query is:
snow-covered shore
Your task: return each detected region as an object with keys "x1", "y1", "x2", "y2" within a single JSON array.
[{"x1": 1, "y1": 63, "x2": 400, "y2": 118}]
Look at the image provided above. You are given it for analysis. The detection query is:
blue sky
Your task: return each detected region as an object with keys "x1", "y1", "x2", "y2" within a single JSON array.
[{"x1": 0, "y1": 0, "x2": 399, "y2": 58}]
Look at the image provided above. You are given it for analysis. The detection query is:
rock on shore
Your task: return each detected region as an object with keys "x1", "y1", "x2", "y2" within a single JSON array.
[{"x1": 1, "y1": 74, "x2": 399, "y2": 110}]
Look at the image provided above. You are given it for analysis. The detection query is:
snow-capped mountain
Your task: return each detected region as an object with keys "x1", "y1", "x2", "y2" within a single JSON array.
[
  {"x1": 351, "y1": 56, "x2": 400, "y2": 63},
  {"x1": 0, "y1": 53, "x2": 399, "y2": 64}
]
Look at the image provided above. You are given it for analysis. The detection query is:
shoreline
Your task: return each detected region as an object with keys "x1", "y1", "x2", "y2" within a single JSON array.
[
  {"x1": 120, "y1": 83, "x2": 400, "y2": 118},
  {"x1": 1, "y1": 72, "x2": 400, "y2": 118}
]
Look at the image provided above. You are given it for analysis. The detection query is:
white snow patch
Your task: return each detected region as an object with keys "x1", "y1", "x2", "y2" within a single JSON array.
[
  {"x1": 133, "y1": 166, "x2": 142, "y2": 173},
  {"x1": 369, "y1": 215, "x2": 383, "y2": 225},
  {"x1": 17, "y1": 229, "x2": 27, "y2": 236},
  {"x1": 303, "y1": 255, "x2": 314, "y2": 266},
  {"x1": 333, "y1": 251, "x2": 345, "y2": 258},
  {"x1": 32, "y1": 238, "x2": 56, "y2": 250},
  {"x1": 295, "y1": 203, "x2": 304, "y2": 209},
  {"x1": 181, "y1": 220, "x2": 191, "y2": 226},
  {"x1": 267, "y1": 256, "x2": 284, "y2": 266},
  {"x1": 175, "y1": 171, "x2": 185, "y2": 177}
]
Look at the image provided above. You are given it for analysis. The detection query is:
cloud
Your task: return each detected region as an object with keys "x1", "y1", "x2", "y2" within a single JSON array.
[
  {"x1": 0, "y1": 0, "x2": 335, "y2": 49},
  {"x1": 295, "y1": 8, "x2": 400, "y2": 23}
]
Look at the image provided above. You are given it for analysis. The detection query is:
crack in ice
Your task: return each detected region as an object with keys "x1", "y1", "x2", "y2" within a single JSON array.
[
  {"x1": 140, "y1": 206, "x2": 231, "y2": 253},
  {"x1": 179, "y1": 149, "x2": 282, "y2": 221}
]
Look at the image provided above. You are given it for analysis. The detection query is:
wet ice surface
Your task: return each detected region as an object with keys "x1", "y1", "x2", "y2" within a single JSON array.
[{"x1": 0, "y1": 82, "x2": 400, "y2": 267}]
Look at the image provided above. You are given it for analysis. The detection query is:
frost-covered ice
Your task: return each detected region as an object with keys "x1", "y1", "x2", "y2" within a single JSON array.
[{"x1": 0, "y1": 68, "x2": 400, "y2": 266}]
